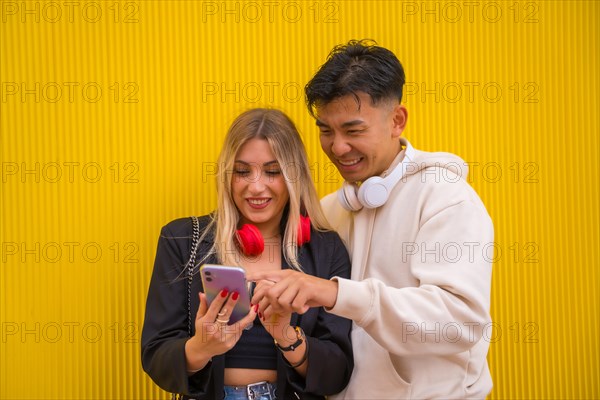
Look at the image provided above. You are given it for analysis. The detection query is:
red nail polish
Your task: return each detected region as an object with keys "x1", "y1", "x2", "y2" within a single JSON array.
[
  {"x1": 232, "y1": 291, "x2": 239, "y2": 301},
  {"x1": 220, "y1": 289, "x2": 228, "y2": 298},
  {"x1": 258, "y1": 312, "x2": 263, "y2": 319},
  {"x1": 253, "y1": 304, "x2": 259, "y2": 312}
]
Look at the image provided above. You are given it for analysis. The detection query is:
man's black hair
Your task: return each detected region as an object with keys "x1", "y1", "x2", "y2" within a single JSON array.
[{"x1": 305, "y1": 39, "x2": 405, "y2": 117}]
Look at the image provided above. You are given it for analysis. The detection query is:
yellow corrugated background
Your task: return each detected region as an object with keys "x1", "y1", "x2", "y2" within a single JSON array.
[{"x1": 1, "y1": 0, "x2": 598, "y2": 398}]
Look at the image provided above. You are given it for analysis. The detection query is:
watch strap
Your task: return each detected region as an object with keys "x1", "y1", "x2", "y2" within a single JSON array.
[{"x1": 274, "y1": 326, "x2": 304, "y2": 352}]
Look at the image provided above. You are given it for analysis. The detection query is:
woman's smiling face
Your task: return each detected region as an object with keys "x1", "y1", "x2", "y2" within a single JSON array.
[{"x1": 231, "y1": 138, "x2": 290, "y2": 234}]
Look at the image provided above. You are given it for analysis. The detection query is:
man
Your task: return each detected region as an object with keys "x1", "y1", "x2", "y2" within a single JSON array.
[{"x1": 250, "y1": 40, "x2": 494, "y2": 399}]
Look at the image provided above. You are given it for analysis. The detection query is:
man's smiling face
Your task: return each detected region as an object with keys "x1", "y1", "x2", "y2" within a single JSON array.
[{"x1": 315, "y1": 92, "x2": 408, "y2": 183}]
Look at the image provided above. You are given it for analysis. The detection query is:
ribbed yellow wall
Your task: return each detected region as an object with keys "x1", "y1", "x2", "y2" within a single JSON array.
[{"x1": 1, "y1": 1, "x2": 598, "y2": 398}]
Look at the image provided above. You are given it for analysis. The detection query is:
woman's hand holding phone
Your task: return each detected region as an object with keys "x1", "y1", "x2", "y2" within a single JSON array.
[{"x1": 184, "y1": 280, "x2": 258, "y2": 374}]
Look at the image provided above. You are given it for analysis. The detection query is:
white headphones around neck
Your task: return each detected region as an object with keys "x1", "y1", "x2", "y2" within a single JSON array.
[{"x1": 337, "y1": 141, "x2": 415, "y2": 211}]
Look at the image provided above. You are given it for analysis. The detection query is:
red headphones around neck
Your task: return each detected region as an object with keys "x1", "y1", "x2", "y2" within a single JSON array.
[{"x1": 236, "y1": 215, "x2": 311, "y2": 257}]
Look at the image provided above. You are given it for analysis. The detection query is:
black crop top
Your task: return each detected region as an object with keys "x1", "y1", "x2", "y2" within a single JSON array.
[{"x1": 224, "y1": 315, "x2": 278, "y2": 370}]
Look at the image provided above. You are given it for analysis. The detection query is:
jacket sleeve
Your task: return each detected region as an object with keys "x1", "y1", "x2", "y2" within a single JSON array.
[
  {"x1": 140, "y1": 222, "x2": 213, "y2": 396},
  {"x1": 285, "y1": 232, "x2": 354, "y2": 395},
  {"x1": 329, "y1": 199, "x2": 494, "y2": 356}
]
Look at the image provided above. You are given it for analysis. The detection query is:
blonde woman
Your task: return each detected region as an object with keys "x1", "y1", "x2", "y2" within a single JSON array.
[{"x1": 141, "y1": 108, "x2": 353, "y2": 399}]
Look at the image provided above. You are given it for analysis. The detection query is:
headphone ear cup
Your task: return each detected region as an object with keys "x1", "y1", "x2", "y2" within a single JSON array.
[
  {"x1": 337, "y1": 181, "x2": 363, "y2": 211},
  {"x1": 236, "y1": 224, "x2": 264, "y2": 257},
  {"x1": 357, "y1": 176, "x2": 390, "y2": 209},
  {"x1": 297, "y1": 215, "x2": 311, "y2": 246}
]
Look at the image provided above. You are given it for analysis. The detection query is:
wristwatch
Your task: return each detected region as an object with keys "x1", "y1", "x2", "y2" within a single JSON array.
[{"x1": 274, "y1": 326, "x2": 304, "y2": 352}]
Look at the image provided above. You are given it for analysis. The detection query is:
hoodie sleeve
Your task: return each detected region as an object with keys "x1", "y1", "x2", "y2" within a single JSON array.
[{"x1": 329, "y1": 194, "x2": 494, "y2": 356}]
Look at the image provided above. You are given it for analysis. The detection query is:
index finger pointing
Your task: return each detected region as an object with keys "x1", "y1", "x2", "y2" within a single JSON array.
[{"x1": 246, "y1": 269, "x2": 289, "y2": 283}]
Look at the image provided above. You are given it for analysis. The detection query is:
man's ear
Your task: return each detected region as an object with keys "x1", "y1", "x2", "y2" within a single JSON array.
[{"x1": 391, "y1": 104, "x2": 408, "y2": 138}]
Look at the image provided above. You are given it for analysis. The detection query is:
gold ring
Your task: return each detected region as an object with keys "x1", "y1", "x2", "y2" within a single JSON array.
[
  {"x1": 216, "y1": 318, "x2": 229, "y2": 325},
  {"x1": 217, "y1": 308, "x2": 227, "y2": 317}
]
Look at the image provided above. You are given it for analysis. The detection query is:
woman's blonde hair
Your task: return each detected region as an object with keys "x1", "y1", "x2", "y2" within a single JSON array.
[{"x1": 198, "y1": 108, "x2": 330, "y2": 271}]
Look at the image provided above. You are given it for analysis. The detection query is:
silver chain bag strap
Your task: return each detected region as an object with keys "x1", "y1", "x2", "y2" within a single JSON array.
[
  {"x1": 188, "y1": 216, "x2": 200, "y2": 336},
  {"x1": 171, "y1": 216, "x2": 201, "y2": 400}
]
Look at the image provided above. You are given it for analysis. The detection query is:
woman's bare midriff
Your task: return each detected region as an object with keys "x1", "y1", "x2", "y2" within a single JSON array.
[{"x1": 224, "y1": 368, "x2": 277, "y2": 386}]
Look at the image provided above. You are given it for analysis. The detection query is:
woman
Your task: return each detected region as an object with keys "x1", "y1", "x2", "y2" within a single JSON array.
[{"x1": 141, "y1": 108, "x2": 353, "y2": 399}]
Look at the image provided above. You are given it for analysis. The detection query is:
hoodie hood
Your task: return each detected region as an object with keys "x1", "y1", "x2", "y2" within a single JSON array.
[{"x1": 392, "y1": 138, "x2": 469, "y2": 182}]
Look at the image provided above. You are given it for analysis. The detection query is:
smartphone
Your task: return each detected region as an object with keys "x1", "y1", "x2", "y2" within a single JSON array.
[{"x1": 200, "y1": 264, "x2": 251, "y2": 325}]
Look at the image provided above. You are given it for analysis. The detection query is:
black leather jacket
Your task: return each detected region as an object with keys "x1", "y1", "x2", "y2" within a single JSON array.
[{"x1": 141, "y1": 216, "x2": 354, "y2": 399}]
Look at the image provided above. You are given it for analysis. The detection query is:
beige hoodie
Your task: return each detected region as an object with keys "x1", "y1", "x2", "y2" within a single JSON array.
[{"x1": 322, "y1": 139, "x2": 494, "y2": 399}]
